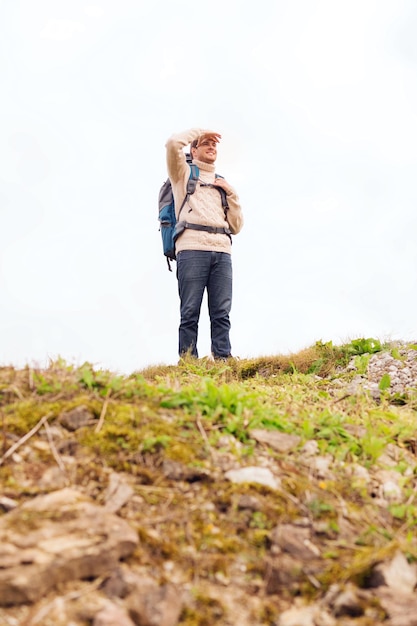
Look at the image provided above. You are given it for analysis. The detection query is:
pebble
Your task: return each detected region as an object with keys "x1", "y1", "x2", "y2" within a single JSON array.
[{"x1": 345, "y1": 344, "x2": 417, "y2": 396}]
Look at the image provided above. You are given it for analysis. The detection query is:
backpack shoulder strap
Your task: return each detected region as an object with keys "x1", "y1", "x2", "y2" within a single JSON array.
[
  {"x1": 188, "y1": 164, "x2": 199, "y2": 191},
  {"x1": 214, "y1": 173, "x2": 229, "y2": 214},
  {"x1": 178, "y1": 164, "x2": 199, "y2": 219}
]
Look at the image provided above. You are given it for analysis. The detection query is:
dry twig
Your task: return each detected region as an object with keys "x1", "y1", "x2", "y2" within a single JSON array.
[
  {"x1": 95, "y1": 388, "x2": 112, "y2": 433},
  {"x1": 196, "y1": 416, "x2": 212, "y2": 450},
  {"x1": 43, "y1": 419, "x2": 67, "y2": 477},
  {"x1": 0, "y1": 413, "x2": 52, "y2": 466},
  {"x1": 6, "y1": 385, "x2": 24, "y2": 400},
  {"x1": 28, "y1": 366, "x2": 34, "y2": 390},
  {"x1": 1, "y1": 410, "x2": 6, "y2": 456}
]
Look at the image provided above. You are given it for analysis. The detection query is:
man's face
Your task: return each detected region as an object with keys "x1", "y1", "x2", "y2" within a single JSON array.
[{"x1": 193, "y1": 138, "x2": 218, "y2": 164}]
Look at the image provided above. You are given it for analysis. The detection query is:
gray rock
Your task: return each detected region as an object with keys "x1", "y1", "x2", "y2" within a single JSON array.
[
  {"x1": 225, "y1": 466, "x2": 280, "y2": 490},
  {"x1": 126, "y1": 579, "x2": 183, "y2": 626},
  {"x1": 162, "y1": 459, "x2": 212, "y2": 483},
  {"x1": 94, "y1": 602, "x2": 135, "y2": 626},
  {"x1": 101, "y1": 567, "x2": 132, "y2": 599},
  {"x1": 265, "y1": 554, "x2": 304, "y2": 594},
  {"x1": 0, "y1": 496, "x2": 18, "y2": 511},
  {"x1": 270, "y1": 524, "x2": 320, "y2": 560},
  {"x1": 374, "y1": 470, "x2": 403, "y2": 503},
  {"x1": 0, "y1": 488, "x2": 138, "y2": 606},
  {"x1": 104, "y1": 473, "x2": 134, "y2": 513},
  {"x1": 38, "y1": 465, "x2": 69, "y2": 490},
  {"x1": 276, "y1": 604, "x2": 335, "y2": 626},
  {"x1": 250, "y1": 429, "x2": 301, "y2": 452},
  {"x1": 347, "y1": 463, "x2": 371, "y2": 483},
  {"x1": 237, "y1": 494, "x2": 262, "y2": 511},
  {"x1": 371, "y1": 552, "x2": 417, "y2": 595},
  {"x1": 302, "y1": 454, "x2": 334, "y2": 479},
  {"x1": 331, "y1": 584, "x2": 365, "y2": 617},
  {"x1": 376, "y1": 587, "x2": 417, "y2": 626},
  {"x1": 301, "y1": 440, "x2": 319, "y2": 456},
  {"x1": 59, "y1": 405, "x2": 95, "y2": 431},
  {"x1": 345, "y1": 346, "x2": 417, "y2": 396}
]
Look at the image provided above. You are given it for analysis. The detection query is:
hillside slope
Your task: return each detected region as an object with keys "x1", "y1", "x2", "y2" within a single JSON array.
[{"x1": 1, "y1": 339, "x2": 417, "y2": 625}]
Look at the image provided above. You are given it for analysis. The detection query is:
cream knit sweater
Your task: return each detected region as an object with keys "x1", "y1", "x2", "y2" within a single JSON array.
[{"x1": 165, "y1": 128, "x2": 243, "y2": 254}]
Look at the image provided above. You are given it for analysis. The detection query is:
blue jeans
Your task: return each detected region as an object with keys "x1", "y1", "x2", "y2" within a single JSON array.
[{"x1": 176, "y1": 250, "x2": 233, "y2": 359}]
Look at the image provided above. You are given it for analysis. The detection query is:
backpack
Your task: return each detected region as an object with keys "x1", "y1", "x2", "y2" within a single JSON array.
[{"x1": 158, "y1": 154, "x2": 231, "y2": 271}]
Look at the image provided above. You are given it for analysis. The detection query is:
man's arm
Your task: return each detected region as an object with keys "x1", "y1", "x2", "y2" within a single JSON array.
[
  {"x1": 165, "y1": 128, "x2": 201, "y2": 184},
  {"x1": 226, "y1": 189, "x2": 244, "y2": 235},
  {"x1": 214, "y1": 177, "x2": 244, "y2": 235}
]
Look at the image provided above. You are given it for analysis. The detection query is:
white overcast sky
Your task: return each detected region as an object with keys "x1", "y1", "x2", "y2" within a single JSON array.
[{"x1": 1, "y1": 0, "x2": 417, "y2": 373}]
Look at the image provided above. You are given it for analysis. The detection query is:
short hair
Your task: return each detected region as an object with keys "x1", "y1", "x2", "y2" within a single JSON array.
[{"x1": 190, "y1": 138, "x2": 198, "y2": 154}]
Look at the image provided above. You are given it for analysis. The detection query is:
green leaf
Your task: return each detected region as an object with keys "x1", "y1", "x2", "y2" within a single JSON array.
[
  {"x1": 79, "y1": 366, "x2": 95, "y2": 390},
  {"x1": 389, "y1": 504, "x2": 407, "y2": 519},
  {"x1": 390, "y1": 347, "x2": 402, "y2": 360},
  {"x1": 354, "y1": 354, "x2": 370, "y2": 375},
  {"x1": 379, "y1": 373, "x2": 391, "y2": 391}
]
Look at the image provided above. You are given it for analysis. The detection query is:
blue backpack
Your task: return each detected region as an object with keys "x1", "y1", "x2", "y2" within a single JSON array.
[{"x1": 158, "y1": 155, "x2": 230, "y2": 271}]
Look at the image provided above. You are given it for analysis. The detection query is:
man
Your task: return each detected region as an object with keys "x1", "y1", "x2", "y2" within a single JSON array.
[{"x1": 165, "y1": 128, "x2": 244, "y2": 360}]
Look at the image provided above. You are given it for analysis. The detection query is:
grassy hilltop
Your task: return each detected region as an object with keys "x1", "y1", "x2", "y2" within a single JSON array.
[{"x1": 1, "y1": 338, "x2": 417, "y2": 624}]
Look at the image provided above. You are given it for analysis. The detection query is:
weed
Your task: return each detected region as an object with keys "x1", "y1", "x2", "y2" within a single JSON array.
[
  {"x1": 359, "y1": 434, "x2": 387, "y2": 465},
  {"x1": 307, "y1": 498, "x2": 335, "y2": 519},
  {"x1": 347, "y1": 338, "x2": 383, "y2": 356},
  {"x1": 379, "y1": 373, "x2": 391, "y2": 391},
  {"x1": 249, "y1": 511, "x2": 269, "y2": 529},
  {"x1": 141, "y1": 435, "x2": 171, "y2": 453},
  {"x1": 32, "y1": 372, "x2": 63, "y2": 395},
  {"x1": 354, "y1": 354, "x2": 371, "y2": 375}
]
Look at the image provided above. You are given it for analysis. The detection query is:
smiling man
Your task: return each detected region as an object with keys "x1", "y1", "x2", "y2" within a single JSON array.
[{"x1": 165, "y1": 128, "x2": 244, "y2": 361}]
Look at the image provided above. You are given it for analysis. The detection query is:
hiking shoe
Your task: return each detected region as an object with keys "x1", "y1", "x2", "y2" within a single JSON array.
[{"x1": 213, "y1": 354, "x2": 233, "y2": 362}]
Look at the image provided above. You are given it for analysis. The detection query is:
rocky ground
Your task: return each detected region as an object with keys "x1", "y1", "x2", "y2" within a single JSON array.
[{"x1": 1, "y1": 343, "x2": 417, "y2": 625}]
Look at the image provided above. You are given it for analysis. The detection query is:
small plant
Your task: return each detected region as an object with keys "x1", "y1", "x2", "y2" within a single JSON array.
[
  {"x1": 307, "y1": 498, "x2": 334, "y2": 519},
  {"x1": 141, "y1": 435, "x2": 171, "y2": 453},
  {"x1": 347, "y1": 338, "x2": 383, "y2": 356},
  {"x1": 249, "y1": 511, "x2": 269, "y2": 529},
  {"x1": 360, "y1": 433, "x2": 387, "y2": 464},
  {"x1": 390, "y1": 347, "x2": 404, "y2": 361},
  {"x1": 32, "y1": 372, "x2": 62, "y2": 395},
  {"x1": 354, "y1": 354, "x2": 371, "y2": 375},
  {"x1": 379, "y1": 373, "x2": 391, "y2": 391}
]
